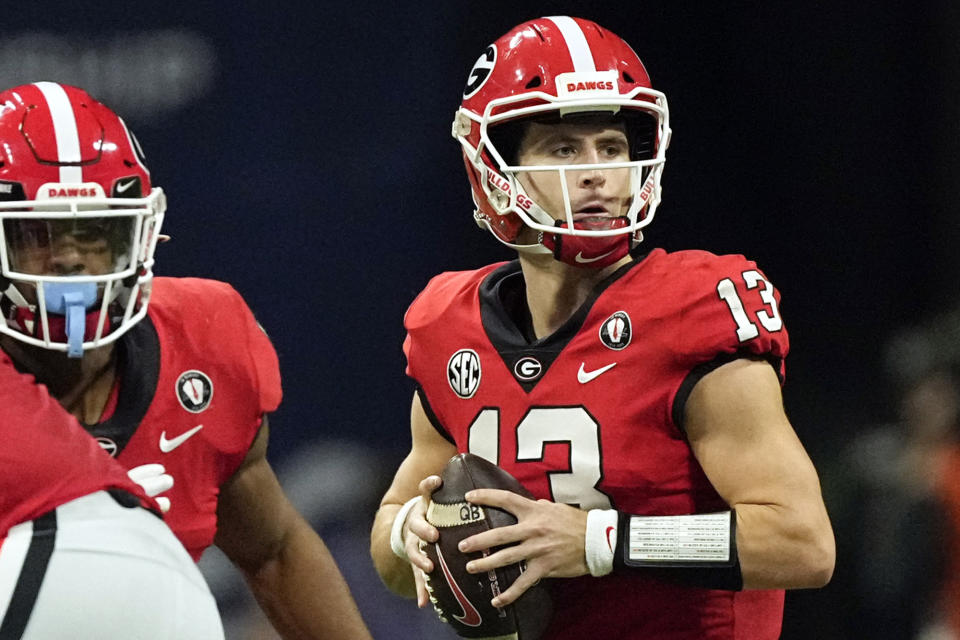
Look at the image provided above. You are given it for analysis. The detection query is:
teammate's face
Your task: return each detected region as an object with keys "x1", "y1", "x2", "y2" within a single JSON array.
[
  {"x1": 515, "y1": 120, "x2": 632, "y2": 224},
  {"x1": 5, "y1": 219, "x2": 116, "y2": 278}
]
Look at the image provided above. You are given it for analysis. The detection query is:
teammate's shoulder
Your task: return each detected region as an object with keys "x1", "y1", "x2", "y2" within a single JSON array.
[
  {"x1": 151, "y1": 277, "x2": 245, "y2": 307},
  {"x1": 405, "y1": 262, "x2": 505, "y2": 328}
]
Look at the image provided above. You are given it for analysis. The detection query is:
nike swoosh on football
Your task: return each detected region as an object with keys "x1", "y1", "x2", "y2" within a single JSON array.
[
  {"x1": 574, "y1": 250, "x2": 615, "y2": 264},
  {"x1": 578, "y1": 362, "x2": 616, "y2": 384},
  {"x1": 115, "y1": 179, "x2": 137, "y2": 193},
  {"x1": 435, "y1": 544, "x2": 482, "y2": 627},
  {"x1": 159, "y1": 424, "x2": 204, "y2": 453}
]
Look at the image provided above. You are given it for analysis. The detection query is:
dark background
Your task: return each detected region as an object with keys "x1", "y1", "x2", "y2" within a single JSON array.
[{"x1": 4, "y1": 2, "x2": 959, "y2": 637}]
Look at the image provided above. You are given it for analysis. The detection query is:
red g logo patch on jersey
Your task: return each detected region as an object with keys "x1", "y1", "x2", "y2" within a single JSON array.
[
  {"x1": 176, "y1": 370, "x2": 214, "y2": 413},
  {"x1": 599, "y1": 311, "x2": 632, "y2": 350}
]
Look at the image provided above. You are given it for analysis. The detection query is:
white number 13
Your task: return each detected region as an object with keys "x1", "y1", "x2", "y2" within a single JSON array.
[
  {"x1": 468, "y1": 407, "x2": 612, "y2": 510},
  {"x1": 717, "y1": 270, "x2": 783, "y2": 342}
]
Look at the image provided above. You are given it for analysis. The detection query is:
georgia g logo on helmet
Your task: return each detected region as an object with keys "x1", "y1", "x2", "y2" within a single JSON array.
[{"x1": 463, "y1": 44, "x2": 496, "y2": 99}]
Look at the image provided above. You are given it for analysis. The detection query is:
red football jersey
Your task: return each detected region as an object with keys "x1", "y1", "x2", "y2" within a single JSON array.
[
  {"x1": 86, "y1": 277, "x2": 282, "y2": 560},
  {"x1": 404, "y1": 249, "x2": 789, "y2": 640},
  {"x1": 0, "y1": 352, "x2": 153, "y2": 538}
]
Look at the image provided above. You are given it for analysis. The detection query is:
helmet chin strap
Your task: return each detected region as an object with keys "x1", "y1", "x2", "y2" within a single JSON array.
[
  {"x1": 539, "y1": 217, "x2": 632, "y2": 269},
  {"x1": 43, "y1": 282, "x2": 98, "y2": 358}
]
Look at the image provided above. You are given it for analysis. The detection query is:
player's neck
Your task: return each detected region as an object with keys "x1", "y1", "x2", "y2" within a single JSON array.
[
  {"x1": 0, "y1": 338, "x2": 117, "y2": 424},
  {"x1": 517, "y1": 252, "x2": 632, "y2": 340}
]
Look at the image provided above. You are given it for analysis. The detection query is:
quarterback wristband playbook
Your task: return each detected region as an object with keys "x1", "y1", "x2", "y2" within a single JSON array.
[
  {"x1": 390, "y1": 496, "x2": 422, "y2": 560},
  {"x1": 586, "y1": 509, "x2": 742, "y2": 590}
]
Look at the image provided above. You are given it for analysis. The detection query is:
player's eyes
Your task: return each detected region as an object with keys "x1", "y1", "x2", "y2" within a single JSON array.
[{"x1": 602, "y1": 144, "x2": 627, "y2": 158}]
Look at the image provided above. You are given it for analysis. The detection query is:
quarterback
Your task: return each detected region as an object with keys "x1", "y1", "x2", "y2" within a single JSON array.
[
  {"x1": 371, "y1": 16, "x2": 835, "y2": 639},
  {"x1": 0, "y1": 82, "x2": 371, "y2": 639}
]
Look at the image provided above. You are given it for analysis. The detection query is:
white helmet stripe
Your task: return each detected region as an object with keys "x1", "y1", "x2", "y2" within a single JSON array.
[
  {"x1": 32, "y1": 82, "x2": 83, "y2": 184},
  {"x1": 546, "y1": 16, "x2": 596, "y2": 72}
]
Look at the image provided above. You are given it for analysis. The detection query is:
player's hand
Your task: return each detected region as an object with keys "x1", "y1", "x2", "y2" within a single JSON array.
[
  {"x1": 127, "y1": 463, "x2": 174, "y2": 513},
  {"x1": 405, "y1": 475, "x2": 442, "y2": 608},
  {"x1": 460, "y1": 489, "x2": 589, "y2": 607}
]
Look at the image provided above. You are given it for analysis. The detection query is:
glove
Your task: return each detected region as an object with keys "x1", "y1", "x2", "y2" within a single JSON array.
[{"x1": 127, "y1": 463, "x2": 174, "y2": 513}]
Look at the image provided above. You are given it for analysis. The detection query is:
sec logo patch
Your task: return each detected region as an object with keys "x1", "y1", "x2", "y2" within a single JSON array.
[{"x1": 448, "y1": 349, "x2": 481, "y2": 399}]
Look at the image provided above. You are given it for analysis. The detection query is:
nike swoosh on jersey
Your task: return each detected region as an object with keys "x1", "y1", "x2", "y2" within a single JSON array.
[
  {"x1": 435, "y1": 544, "x2": 482, "y2": 627},
  {"x1": 574, "y1": 250, "x2": 615, "y2": 264},
  {"x1": 578, "y1": 362, "x2": 617, "y2": 383},
  {"x1": 606, "y1": 525, "x2": 616, "y2": 552},
  {"x1": 158, "y1": 424, "x2": 204, "y2": 453}
]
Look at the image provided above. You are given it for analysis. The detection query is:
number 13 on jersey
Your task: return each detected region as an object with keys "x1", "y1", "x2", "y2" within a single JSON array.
[
  {"x1": 716, "y1": 270, "x2": 783, "y2": 342},
  {"x1": 468, "y1": 407, "x2": 612, "y2": 510}
]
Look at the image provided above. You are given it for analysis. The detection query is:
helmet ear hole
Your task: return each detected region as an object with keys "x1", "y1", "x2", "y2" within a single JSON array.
[
  {"x1": 622, "y1": 71, "x2": 636, "y2": 84},
  {"x1": 525, "y1": 77, "x2": 543, "y2": 89}
]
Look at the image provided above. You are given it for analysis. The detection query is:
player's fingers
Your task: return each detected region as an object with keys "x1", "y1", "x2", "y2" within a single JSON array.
[
  {"x1": 407, "y1": 510, "x2": 439, "y2": 544},
  {"x1": 153, "y1": 473, "x2": 174, "y2": 494},
  {"x1": 459, "y1": 522, "x2": 523, "y2": 553},
  {"x1": 418, "y1": 475, "x2": 442, "y2": 498},
  {"x1": 413, "y1": 564, "x2": 430, "y2": 608},
  {"x1": 490, "y1": 565, "x2": 541, "y2": 608},
  {"x1": 465, "y1": 542, "x2": 528, "y2": 574},
  {"x1": 127, "y1": 463, "x2": 165, "y2": 481},
  {"x1": 465, "y1": 488, "x2": 530, "y2": 514},
  {"x1": 408, "y1": 536, "x2": 434, "y2": 573}
]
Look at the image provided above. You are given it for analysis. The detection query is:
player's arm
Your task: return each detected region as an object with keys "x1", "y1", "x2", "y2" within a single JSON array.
[
  {"x1": 459, "y1": 358, "x2": 835, "y2": 606},
  {"x1": 683, "y1": 357, "x2": 835, "y2": 589},
  {"x1": 214, "y1": 416, "x2": 372, "y2": 640},
  {"x1": 370, "y1": 391, "x2": 458, "y2": 603}
]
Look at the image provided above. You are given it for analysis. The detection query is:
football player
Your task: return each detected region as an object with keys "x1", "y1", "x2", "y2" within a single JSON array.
[
  {"x1": 0, "y1": 82, "x2": 371, "y2": 639},
  {"x1": 0, "y1": 349, "x2": 224, "y2": 639},
  {"x1": 371, "y1": 16, "x2": 835, "y2": 639}
]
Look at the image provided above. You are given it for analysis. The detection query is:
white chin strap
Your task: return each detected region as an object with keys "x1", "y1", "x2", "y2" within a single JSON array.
[
  {"x1": 3, "y1": 281, "x2": 31, "y2": 309},
  {"x1": 474, "y1": 216, "x2": 553, "y2": 255}
]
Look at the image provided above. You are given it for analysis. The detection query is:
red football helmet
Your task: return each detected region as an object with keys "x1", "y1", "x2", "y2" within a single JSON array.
[
  {"x1": 453, "y1": 16, "x2": 670, "y2": 268},
  {"x1": 0, "y1": 82, "x2": 166, "y2": 357}
]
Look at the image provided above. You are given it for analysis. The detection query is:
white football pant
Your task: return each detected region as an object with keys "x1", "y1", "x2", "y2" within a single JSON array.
[{"x1": 0, "y1": 491, "x2": 224, "y2": 639}]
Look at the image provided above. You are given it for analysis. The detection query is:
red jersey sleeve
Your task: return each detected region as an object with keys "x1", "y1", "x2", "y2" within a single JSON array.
[
  {"x1": 237, "y1": 293, "x2": 282, "y2": 415},
  {"x1": 665, "y1": 251, "x2": 790, "y2": 429},
  {"x1": 672, "y1": 251, "x2": 788, "y2": 368},
  {"x1": 0, "y1": 352, "x2": 154, "y2": 534},
  {"x1": 403, "y1": 264, "x2": 503, "y2": 384}
]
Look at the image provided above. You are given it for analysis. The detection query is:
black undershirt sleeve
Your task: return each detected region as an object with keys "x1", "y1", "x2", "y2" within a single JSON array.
[
  {"x1": 671, "y1": 350, "x2": 784, "y2": 434},
  {"x1": 416, "y1": 386, "x2": 455, "y2": 445}
]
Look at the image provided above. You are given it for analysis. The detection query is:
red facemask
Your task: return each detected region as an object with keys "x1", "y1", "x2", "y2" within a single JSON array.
[
  {"x1": 14, "y1": 306, "x2": 112, "y2": 344},
  {"x1": 540, "y1": 217, "x2": 632, "y2": 269}
]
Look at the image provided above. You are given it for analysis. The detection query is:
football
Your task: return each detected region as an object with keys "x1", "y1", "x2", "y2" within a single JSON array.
[{"x1": 421, "y1": 453, "x2": 552, "y2": 640}]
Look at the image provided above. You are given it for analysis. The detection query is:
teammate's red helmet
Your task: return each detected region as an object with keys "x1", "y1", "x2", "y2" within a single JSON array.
[
  {"x1": 0, "y1": 82, "x2": 166, "y2": 357},
  {"x1": 453, "y1": 16, "x2": 670, "y2": 264}
]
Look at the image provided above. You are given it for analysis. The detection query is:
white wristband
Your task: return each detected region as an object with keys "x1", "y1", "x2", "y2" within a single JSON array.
[
  {"x1": 390, "y1": 496, "x2": 422, "y2": 560},
  {"x1": 584, "y1": 508, "x2": 619, "y2": 577}
]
